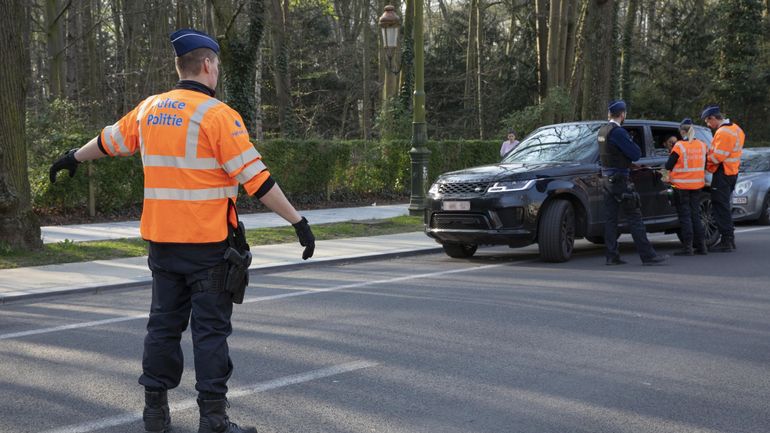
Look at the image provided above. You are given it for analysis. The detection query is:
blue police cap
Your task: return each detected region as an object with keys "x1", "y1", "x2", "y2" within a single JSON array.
[
  {"x1": 680, "y1": 118, "x2": 693, "y2": 128},
  {"x1": 700, "y1": 105, "x2": 720, "y2": 120},
  {"x1": 608, "y1": 100, "x2": 626, "y2": 116},
  {"x1": 170, "y1": 29, "x2": 219, "y2": 57}
]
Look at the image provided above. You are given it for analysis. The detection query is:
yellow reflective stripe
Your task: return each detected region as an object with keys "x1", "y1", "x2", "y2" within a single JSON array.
[
  {"x1": 107, "y1": 123, "x2": 130, "y2": 155},
  {"x1": 672, "y1": 167, "x2": 703, "y2": 173},
  {"x1": 714, "y1": 149, "x2": 730, "y2": 156},
  {"x1": 143, "y1": 155, "x2": 220, "y2": 169},
  {"x1": 144, "y1": 186, "x2": 238, "y2": 201},
  {"x1": 725, "y1": 157, "x2": 740, "y2": 162},
  {"x1": 672, "y1": 178, "x2": 704, "y2": 183},
  {"x1": 710, "y1": 154, "x2": 721, "y2": 164},
  {"x1": 137, "y1": 96, "x2": 160, "y2": 157},
  {"x1": 185, "y1": 98, "x2": 222, "y2": 158},
  {"x1": 223, "y1": 147, "x2": 261, "y2": 174},
  {"x1": 234, "y1": 160, "x2": 266, "y2": 184}
]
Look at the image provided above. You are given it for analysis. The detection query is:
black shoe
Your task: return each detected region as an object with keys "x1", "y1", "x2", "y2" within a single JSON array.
[
  {"x1": 642, "y1": 254, "x2": 668, "y2": 266},
  {"x1": 709, "y1": 238, "x2": 735, "y2": 253},
  {"x1": 198, "y1": 398, "x2": 257, "y2": 433},
  {"x1": 694, "y1": 248, "x2": 708, "y2": 255},
  {"x1": 673, "y1": 248, "x2": 694, "y2": 256},
  {"x1": 606, "y1": 257, "x2": 627, "y2": 266},
  {"x1": 143, "y1": 390, "x2": 171, "y2": 433}
]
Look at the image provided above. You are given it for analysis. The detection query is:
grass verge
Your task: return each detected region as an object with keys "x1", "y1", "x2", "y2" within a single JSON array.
[{"x1": 0, "y1": 216, "x2": 424, "y2": 270}]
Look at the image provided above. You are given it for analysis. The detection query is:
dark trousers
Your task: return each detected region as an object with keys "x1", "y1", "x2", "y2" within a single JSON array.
[
  {"x1": 139, "y1": 242, "x2": 233, "y2": 396},
  {"x1": 710, "y1": 166, "x2": 737, "y2": 239},
  {"x1": 602, "y1": 176, "x2": 656, "y2": 261},
  {"x1": 674, "y1": 188, "x2": 705, "y2": 248}
]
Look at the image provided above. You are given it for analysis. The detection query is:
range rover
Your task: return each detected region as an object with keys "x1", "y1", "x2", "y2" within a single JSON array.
[{"x1": 424, "y1": 120, "x2": 718, "y2": 262}]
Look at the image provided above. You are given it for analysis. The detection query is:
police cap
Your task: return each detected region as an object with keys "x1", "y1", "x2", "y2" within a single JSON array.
[
  {"x1": 608, "y1": 100, "x2": 626, "y2": 116},
  {"x1": 170, "y1": 29, "x2": 220, "y2": 57},
  {"x1": 700, "y1": 105, "x2": 720, "y2": 120}
]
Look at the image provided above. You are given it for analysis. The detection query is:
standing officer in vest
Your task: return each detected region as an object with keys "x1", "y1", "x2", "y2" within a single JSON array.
[
  {"x1": 49, "y1": 29, "x2": 315, "y2": 433},
  {"x1": 599, "y1": 100, "x2": 667, "y2": 266},
  {"x1": 664, "y1": 118, "x2": 708, "y2": 255},
  {"x1": 701, "y1": 105, "x2": 745, "y2": 252}
]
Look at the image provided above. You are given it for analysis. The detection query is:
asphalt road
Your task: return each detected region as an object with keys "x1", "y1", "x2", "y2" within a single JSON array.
[{"x1": 1, "y1": 226, "x2": 769, "y2": 433}]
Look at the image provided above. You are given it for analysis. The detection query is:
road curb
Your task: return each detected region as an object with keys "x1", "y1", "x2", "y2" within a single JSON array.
[{"x1": 0, "y1": 246, "x2": 443, "y2": 305}]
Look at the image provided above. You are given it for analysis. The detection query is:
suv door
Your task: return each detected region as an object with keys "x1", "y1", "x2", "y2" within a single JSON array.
[{"x1": 636, "y1": 125, "x2": 680, "y2": 220}]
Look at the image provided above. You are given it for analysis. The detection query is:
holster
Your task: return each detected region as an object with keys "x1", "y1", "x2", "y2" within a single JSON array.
[
  {"x1": 604, "y1": 175, "x2": 640, "y2": 209},
  {"x1": 223, "y1": 200, "x2": 251, "y2": 304}
]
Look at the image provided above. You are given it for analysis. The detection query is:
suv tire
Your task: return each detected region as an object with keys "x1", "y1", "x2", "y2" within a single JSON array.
[
  {"x1": 538, "y1": 199, "x2": 575, "y2": 262},
  {"x1": 757, "y1": 194, "x2": 770, "y2": 225}
]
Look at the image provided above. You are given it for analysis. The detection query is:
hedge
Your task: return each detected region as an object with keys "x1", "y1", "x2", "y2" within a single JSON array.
[{"x1": 30, "y1": 135, "x2": 500, "y2": 214}]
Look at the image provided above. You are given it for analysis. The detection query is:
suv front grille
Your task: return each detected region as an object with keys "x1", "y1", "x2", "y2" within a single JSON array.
[
  {"x1": 438, "y1": 182, "x2": 489, "y2": 196},
  {"x1": 431, "y1": 213, "x2": 490, "y2": 230}
]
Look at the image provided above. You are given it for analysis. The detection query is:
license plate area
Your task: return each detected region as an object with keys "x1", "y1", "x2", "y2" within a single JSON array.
[
  {"x1": 442, "y1": 201, "x2": 471, "y2": 211},
  {"x1": 732, "y1": 196, "x2": 748, "y2": 205}
]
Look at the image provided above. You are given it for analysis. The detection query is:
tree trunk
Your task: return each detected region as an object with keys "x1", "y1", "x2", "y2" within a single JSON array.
[
  {"x1": 547, "y1": 0, "x2": 563, "y2": 90},
  {"x1": 398, "y1": 0, "x2": 413, "y2": 109},
  {"x1": 476, "y1": 0, "x2": 485, "y2": 139},
  {"x1": 362, "y1": 0, "x2": 371, "y2": 140},
  {"x1": 534, "y1": 0, "x2": 548, "y2": 100},
  {"x1": 45, "y1": 0, "x2": 66, "y2": 99},
  {"x1": 569, "y1": 0, "x2": 588, "y2": 118},
  {"x1": 619, "y1": 0, "x2": 638, "y2": 99},
  {"x1": 464, "y1": 0, "x2": 478, "y2": 114},
  {"x1": 269, "y1": 0, "x2": 297, "y2": 137},
  {"x1": 580, "y1": 0, "x2": 616, "y2": 120},
  {"x1": 0, "y1": 0, "x2": 42, "y2": 250}
]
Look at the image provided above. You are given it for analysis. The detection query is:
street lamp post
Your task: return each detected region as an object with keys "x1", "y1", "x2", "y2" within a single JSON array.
[
  {"x1": 408, "y1": 0, "x2": 429, "y2": 216},
  {"x1": 379, "y1": 4, "x2": 429, "y2": 217},
  {"x1": 378, "y1": 5, "x2": 401, "y2": 99}
]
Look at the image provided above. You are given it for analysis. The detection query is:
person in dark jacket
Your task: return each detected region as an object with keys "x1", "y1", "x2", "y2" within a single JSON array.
[{"x1": 598, "y1": 100, "x2": 668, "y2": 266}]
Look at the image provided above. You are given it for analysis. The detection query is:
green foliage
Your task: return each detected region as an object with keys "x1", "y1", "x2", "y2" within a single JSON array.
[
  {"x1": 28, "y1": 138, "x2": 499, "y2": 215},
  {"x1": 375, "y1": 97, "x2": 412, "y2": 140},
  {"x1": 500, "y1": 87, "x2": 573, "y2": 138}
]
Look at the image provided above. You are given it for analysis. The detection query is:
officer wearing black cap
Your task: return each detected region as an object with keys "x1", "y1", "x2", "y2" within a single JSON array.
[
  {"x1": 598, "y1": 100, "x2": 668, "y2": 266},
  {"x1": 701, "y1": 105, "x2": 745, "y2": 252},
  {"x1": 49, "y1": 28, "x2": 316, "y2": 433}
]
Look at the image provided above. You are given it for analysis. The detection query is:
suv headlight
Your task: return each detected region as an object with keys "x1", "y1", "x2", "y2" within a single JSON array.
[
  {"x1": 734, "y1": 180, "x2": 752, "y2": 196},
  {"x1": 487, "y1": 179, "x2": 536, "y2": 193},
  {"x1": 428, "y1": 182, "x2": 439, "y2": 194}
]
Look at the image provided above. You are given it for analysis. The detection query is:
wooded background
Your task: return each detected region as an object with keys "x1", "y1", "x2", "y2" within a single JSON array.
[{"x1": 2, "y1": 0, "x2": 770, "y2": 249}]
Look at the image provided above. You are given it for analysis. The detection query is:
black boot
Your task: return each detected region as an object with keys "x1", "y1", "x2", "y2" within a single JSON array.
[
  {"x1": 143, "y1": 390, "x2": 171, "y2": 433},
  {"x1": 694, "y1": 241, "x2": 708, "y2": 255},
  {"x1": 198, "y1": 398, "x2": 257, "y2": 433},
  {"x1": 673, "y1": 247, "x2": 694, "y2": 256},
  {"x1": 709, "y1": 236, "x2": 735, "y2": 253}
]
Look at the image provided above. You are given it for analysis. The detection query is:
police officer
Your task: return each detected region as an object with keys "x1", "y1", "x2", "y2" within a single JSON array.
[
  {"x1": 49, "y1": 29, "x2": 315, "y2": 433},
  {"x1": 664, "y1": 118, "x2": 708, "y2": 256},
  {"x1": 599, "y1": 100, "x2": 667, "y2": 266},
  {"x1": 701, "y1": 105, "x2": 745, "y2": 252}
]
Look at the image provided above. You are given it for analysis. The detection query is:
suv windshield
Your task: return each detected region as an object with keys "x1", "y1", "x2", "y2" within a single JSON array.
[
  {"x1": 502, "y1": 123, "x2": 601, "y2": 163},
  {"x1": 740, "y1": 151, "x2": 770, "y2": 173}
]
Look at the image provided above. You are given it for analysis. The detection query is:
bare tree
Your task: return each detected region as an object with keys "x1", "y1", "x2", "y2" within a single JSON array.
[
  {"x1": 1, "y1": 0, "x2": 42, "y2": 250},
  {"x1": 580, "y1": 0, "x2": 617, "y2": 119}
]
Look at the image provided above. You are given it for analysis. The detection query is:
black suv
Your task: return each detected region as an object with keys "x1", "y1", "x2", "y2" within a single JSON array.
[{"x1": 424, "y1": 120, "x2": 718, "y2": 262}]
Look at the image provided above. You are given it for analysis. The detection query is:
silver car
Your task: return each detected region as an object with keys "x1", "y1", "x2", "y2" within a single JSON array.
[{"x1": 731, "y1": 148, "x2": 770, "y2": 224}]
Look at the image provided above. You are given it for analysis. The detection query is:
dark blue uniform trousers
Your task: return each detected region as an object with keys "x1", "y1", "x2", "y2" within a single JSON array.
[
  {"x1": 710, "y1": 166, "x2": 737, "y2": 239},
  {"x1": 602, "y1": 176, "x2": 657, "y2": 262},
  {"x1": 139, "y1": 242, "x2": 233, "y2": 397},
  {"x1": 674, "y1": 188, "x2": 705, "y2": 248}
]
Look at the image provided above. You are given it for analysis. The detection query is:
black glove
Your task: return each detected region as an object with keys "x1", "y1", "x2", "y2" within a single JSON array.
[
  {"x1": 49, "y1": 148, "x2": 81, "y2": 183},
  {"x1": 292, "y1": 217, "x2": 315, "y2": 260}
]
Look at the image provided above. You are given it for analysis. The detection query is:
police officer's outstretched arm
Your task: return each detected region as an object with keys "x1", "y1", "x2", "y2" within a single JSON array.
[
  {"x1": 258, "y1": 184, "x2": 315, "y2": 260},
  {"x1": 49, "y1": 136, "x2": 108, "y2": 182}
]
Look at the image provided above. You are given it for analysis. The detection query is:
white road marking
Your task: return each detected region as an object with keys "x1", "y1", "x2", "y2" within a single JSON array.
[
  {"x1": 41, "y1": 360, "x2": 378, "y2": 433},
  {"x1": 0, "y1": 264, "x2": 504, "y2": 341}
]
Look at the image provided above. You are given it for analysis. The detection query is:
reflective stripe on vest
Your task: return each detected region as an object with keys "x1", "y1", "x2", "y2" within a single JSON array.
[
  {"x1": 144, "y1": 185, "x2": 239, "y2": 201},
  {"x1": 710, "y1": 123, "x2": 745, "y2": 175}
]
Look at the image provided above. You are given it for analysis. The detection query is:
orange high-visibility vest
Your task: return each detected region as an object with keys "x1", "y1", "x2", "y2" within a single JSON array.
[
  {"x1": 706, "y1": 122, "x2": 744, "y2": 175},
  {"x1": 100, "y1": 88, "x2": 271, "y2": 243},
  {"x1": 670, "y1": 138, "x2": 707, "y2": 190}
]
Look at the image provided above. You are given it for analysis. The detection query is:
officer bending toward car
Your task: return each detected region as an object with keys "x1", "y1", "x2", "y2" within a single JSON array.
[
  {"x1": 702, "y1": 105, "x2": 745, "y2": 252},
  {"x1": 599, "y1": 100, "x2": 668, "y2": 266},
  {"x1": 664, "y1": 118, "x2": 708, "y2": 256},
  {"x1": 49, "y1": 29, "x2": 315, "y2": 433}
]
